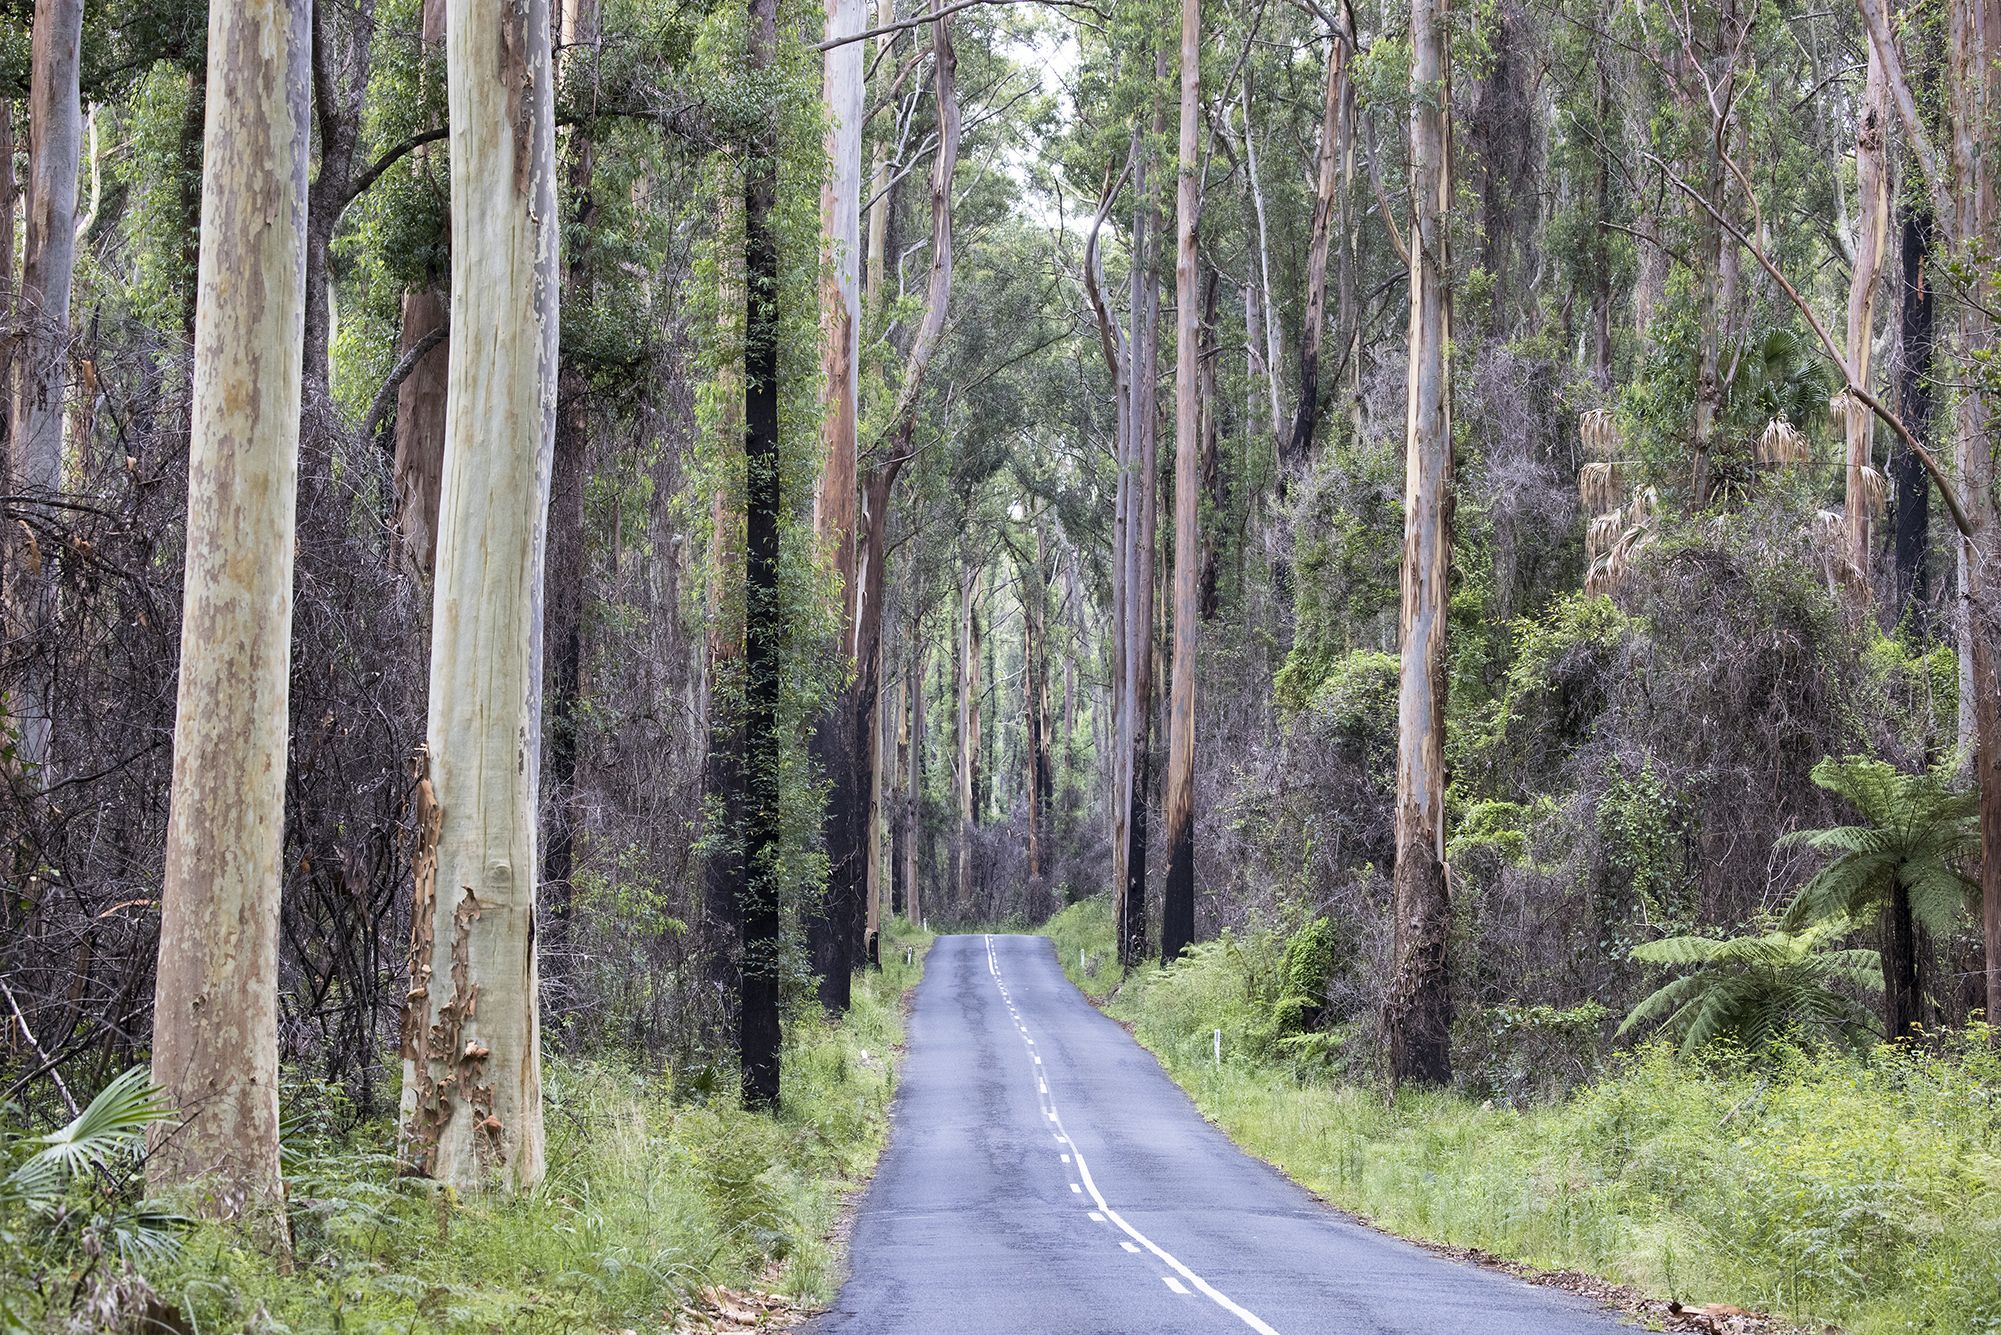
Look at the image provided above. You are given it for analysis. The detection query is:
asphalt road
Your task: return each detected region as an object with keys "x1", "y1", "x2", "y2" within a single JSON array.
[{"x1": 809, "y1": 933, "x2": 1630, "y2": 1335}]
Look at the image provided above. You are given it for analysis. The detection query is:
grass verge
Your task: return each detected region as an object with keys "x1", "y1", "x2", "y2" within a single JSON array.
[
  {"x1": 1041, "y1": 896, "x2": 2001, "y2": 1335},
  {"x1": 9, "y1": 921, "x2": 933, "y2": 1335}
]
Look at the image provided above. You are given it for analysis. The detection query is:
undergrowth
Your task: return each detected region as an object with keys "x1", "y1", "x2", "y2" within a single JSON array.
[
  {"x1": 6, "y1": 921, "x2": 932, "y2": 1334},
  {"x1": 1041, "y1": 896, "x2": 2001, "y2": 1334}
]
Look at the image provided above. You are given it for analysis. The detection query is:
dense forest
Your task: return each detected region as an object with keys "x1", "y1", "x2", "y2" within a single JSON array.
[{"x1": 0, "y1": 0, "x2": 1997, "y2": 1324}]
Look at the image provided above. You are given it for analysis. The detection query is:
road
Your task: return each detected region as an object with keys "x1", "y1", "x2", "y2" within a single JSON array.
[{"x1": 809, "y1": 933, "x2": 1629, "y2": 1335}]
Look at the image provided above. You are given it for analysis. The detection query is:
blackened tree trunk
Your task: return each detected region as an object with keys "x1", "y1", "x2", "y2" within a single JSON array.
[
  {"x1": 1892, "y1": 200, "x2": 1933, "y2": 622},
  {"x1": 740, "y1": 0, "x2": 784, "y2": 1111},
  {"x1": 1884, "y1": 877, "x2": 1921, "y2": 1038}
]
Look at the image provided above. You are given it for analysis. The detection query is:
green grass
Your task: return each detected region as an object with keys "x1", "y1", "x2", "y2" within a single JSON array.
[
  {"x1": 1041, "y1": 896, "x2": 2001, "y2": 1334},
  {"x1": 12, "y1": 922, "x2": 933, "y2": 1335},
  {"x1": 1040, "y1": 893, "x2": 1122, "y2": 999}
]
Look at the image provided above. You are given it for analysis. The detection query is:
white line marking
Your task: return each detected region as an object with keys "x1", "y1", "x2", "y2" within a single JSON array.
[
  {"x1": 1070, "y1": 1182, "x2": 1082, "y2": 1194},
  {"x1": 1088, "y1": 1211, "x2": 1105, "y2": 1222},
  {"x1": 980, "y1": 935, "x2": 1282, "y2": 1335},
  {"x1": 1039, "y1": 1079, "x2": 1049, "y2": 1094},
  {"x1": 1120, "y1": 1241, "x2": 1140, "y2": 1254},
  {"x1": 1061, "y1": 1153, "x2": 1071, "y2": 1164}
]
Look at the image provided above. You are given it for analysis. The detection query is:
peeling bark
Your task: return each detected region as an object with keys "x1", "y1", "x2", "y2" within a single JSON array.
[{"x1": 398, "y1": 0, "x2": 559, "y2": 1188}]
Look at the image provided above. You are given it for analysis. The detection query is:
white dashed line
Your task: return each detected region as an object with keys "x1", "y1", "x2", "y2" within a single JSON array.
[
  {"x1": 1088, "y1": 1211, "x2": 1106, "y2": 1222},
  {"x1": 982, "y1": 935, "x2": 1282, "y2": 1335}
]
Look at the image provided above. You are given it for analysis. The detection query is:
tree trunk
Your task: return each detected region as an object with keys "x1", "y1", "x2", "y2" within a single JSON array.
[
  {"x1": 1884, "y1": 877, "x2": 1921, "y2": 1038},
  {"x1": 807, "y1": 0, "x2": 868, "y2": 1011},
  {"x1": 1282, "y1": 30, "x2": 1346, "y2": 480},
  {"x1": 303, "y1": 0, "x2": 378, "y2": 414},
  {"x1": 398, "y1": 0, "x2": 559, "y2": 1186},
  {"x1": 1161, "y1": 0, "x2": 1200, "y2": 965},
  {"x1": 389, "y1": 0, "x2": 450, "y2": 582},
  {"x1": 892, "y1": 662, "x2": 909, "y2": 916},
  {"x1": 739, "y1": 0, "x2": 784, "y2": 1110},
  {"x1": 543, "y1": 0, "x2": 601, "y2": 937},
  {"x1": 1238, "y1": 75, "x2": 1284, "y2": 456},
  {"x1": 1119, "y1": 64, "x2": 1167, "y2": 968},
  {"x1": 956, "y1": 561, "x2": 976, "y2": 912},
  {"x1": 148, "y1": 0, "x2": 312, "y2": 1233},
  {"x1": 1844, "y1": 44, "x2": 1890, "y2": 582},
  {"x1": 1892, "y1": 197, "x2": 1933, "y2": 622},
  {"x1": 1386, "y1": 0, "x2": 1454, "y2": 1088},
  {"x1": 906, "y1": 636, "x2": 924, "y2": 926},
  {"x1": 1198, "y1": 269, "x2": 1224, "y2": 620},
  {"x1": 6, "y1": 0, "x2": 83, "y2": 782}
]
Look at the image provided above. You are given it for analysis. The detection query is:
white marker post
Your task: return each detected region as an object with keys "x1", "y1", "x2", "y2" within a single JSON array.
[
  {"x1": 1213, "y1": 1029, "x2": 1221, "y2": 1069},
  {"x1": 1080, "y1": 948, "x2": 1086, "y2": 973}
]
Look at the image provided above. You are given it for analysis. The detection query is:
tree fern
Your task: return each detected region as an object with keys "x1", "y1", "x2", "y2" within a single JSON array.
[
  {"x1": 1779, "y1": 755, "x2": 1976, "y2": 1035},
  {"x1": 1618, "y1": 919, "x2": 1882, "y2": 1056},
  {"x1": 1781, "y1": 756, "x2": 1976, "y2": 937}
]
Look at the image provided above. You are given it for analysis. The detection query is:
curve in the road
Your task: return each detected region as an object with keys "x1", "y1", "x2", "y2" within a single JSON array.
[{"x1": 811, "y1": 933, "x2": 1630, "y2": 1335}]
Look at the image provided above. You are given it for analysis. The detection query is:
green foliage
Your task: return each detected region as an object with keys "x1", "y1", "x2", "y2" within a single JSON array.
[
  {"x1": 1780, "y1": 756, "x2": 1977, "y2": 940},
  {"x1": 1, "y1": 1067, "x2": 185, "y2": 1329},
  {"x1": 1464, "y1": 594, "x2": 1635, "y2": 794},
  {"x1": 1595, "y1": 759, "x2": 1694, "y2": 940},
  {"x1": 1617, "y1": 919, "x2": 1881, "y2": 1056},
  {"x1": 1097, "y1": 928, "x2": 2001, "y2": 1331},
  {"x1": 7, "y1": 941, "x2": 930, "y2": 1333}
]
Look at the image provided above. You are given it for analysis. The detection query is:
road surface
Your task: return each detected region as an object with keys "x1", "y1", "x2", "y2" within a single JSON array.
[{"x1": 809, "y1": 933, "x2": 1629, "y2": 1335}]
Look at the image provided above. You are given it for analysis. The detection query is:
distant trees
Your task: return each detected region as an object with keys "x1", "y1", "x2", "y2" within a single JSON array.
[
  {"x1": 5, "y1": 0, "x2": 83, "y2": 783},
  {"x1": 399, "y1": 0, "x2": 560, "y2": 1187},
  {"x1": 149, "y1": 0, "x2": 313, "y2": 1226}
]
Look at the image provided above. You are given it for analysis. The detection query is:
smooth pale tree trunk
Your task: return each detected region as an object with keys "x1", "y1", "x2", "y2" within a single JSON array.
[
  {"x1": 1283, "y1": 29, "x2": 1346, "y2": 479},
  {"x1": 738, "y1": 0, "x2": 786, "y2": 1109},
  {"x1": 1238, "y1": 76, "x2": 1283, "y2": 456},
  {"x1": 808, "y1": 0, "x2": 866, "y2": 1009},
  {"x1": 148, "y1": 0, "x2": 312, "y2": 1232},
  {"x1": 0, "y1": 102, "x2": 15, "y2": 460},
  {"x1": 1161, "y1": 0, "x2": 1200, "y2": 965},
  {"x1": 1386, "y1": 0, "x2": 1454, "y2": 1088},
  {"x1": 1844, "y1": 45, "x2": 1890, "y2": 581},
  {"x1": 1948, "y1": 0, "x2": 2001, "y2": 1029},
  {"x1": 398, "y1": 0, "x2": 559, "y2": 1187},
  {"x1": 892, "y1": 664, "x2": 909, "y2": 915},
  {"x1": 7, "y1": 0, "x2": 83, "y2": 783}
]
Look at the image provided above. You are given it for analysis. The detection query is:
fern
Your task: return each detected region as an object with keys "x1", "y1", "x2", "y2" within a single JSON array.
[
  {"x1": 1619, "y1": 919, "x2": 1882, "y2": 1056},
  {"x1": 1779, "y1": 756, "x2": 1977, "y2": 940}
]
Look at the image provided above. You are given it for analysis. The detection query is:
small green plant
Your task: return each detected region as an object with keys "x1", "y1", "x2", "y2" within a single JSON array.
[
  {"x1": 1, "y1": 1066, "x2": 184, "y2": 1330},
  {"x1": 1617, "y1": 919, "x2": 1881, "y2": 1055}
]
